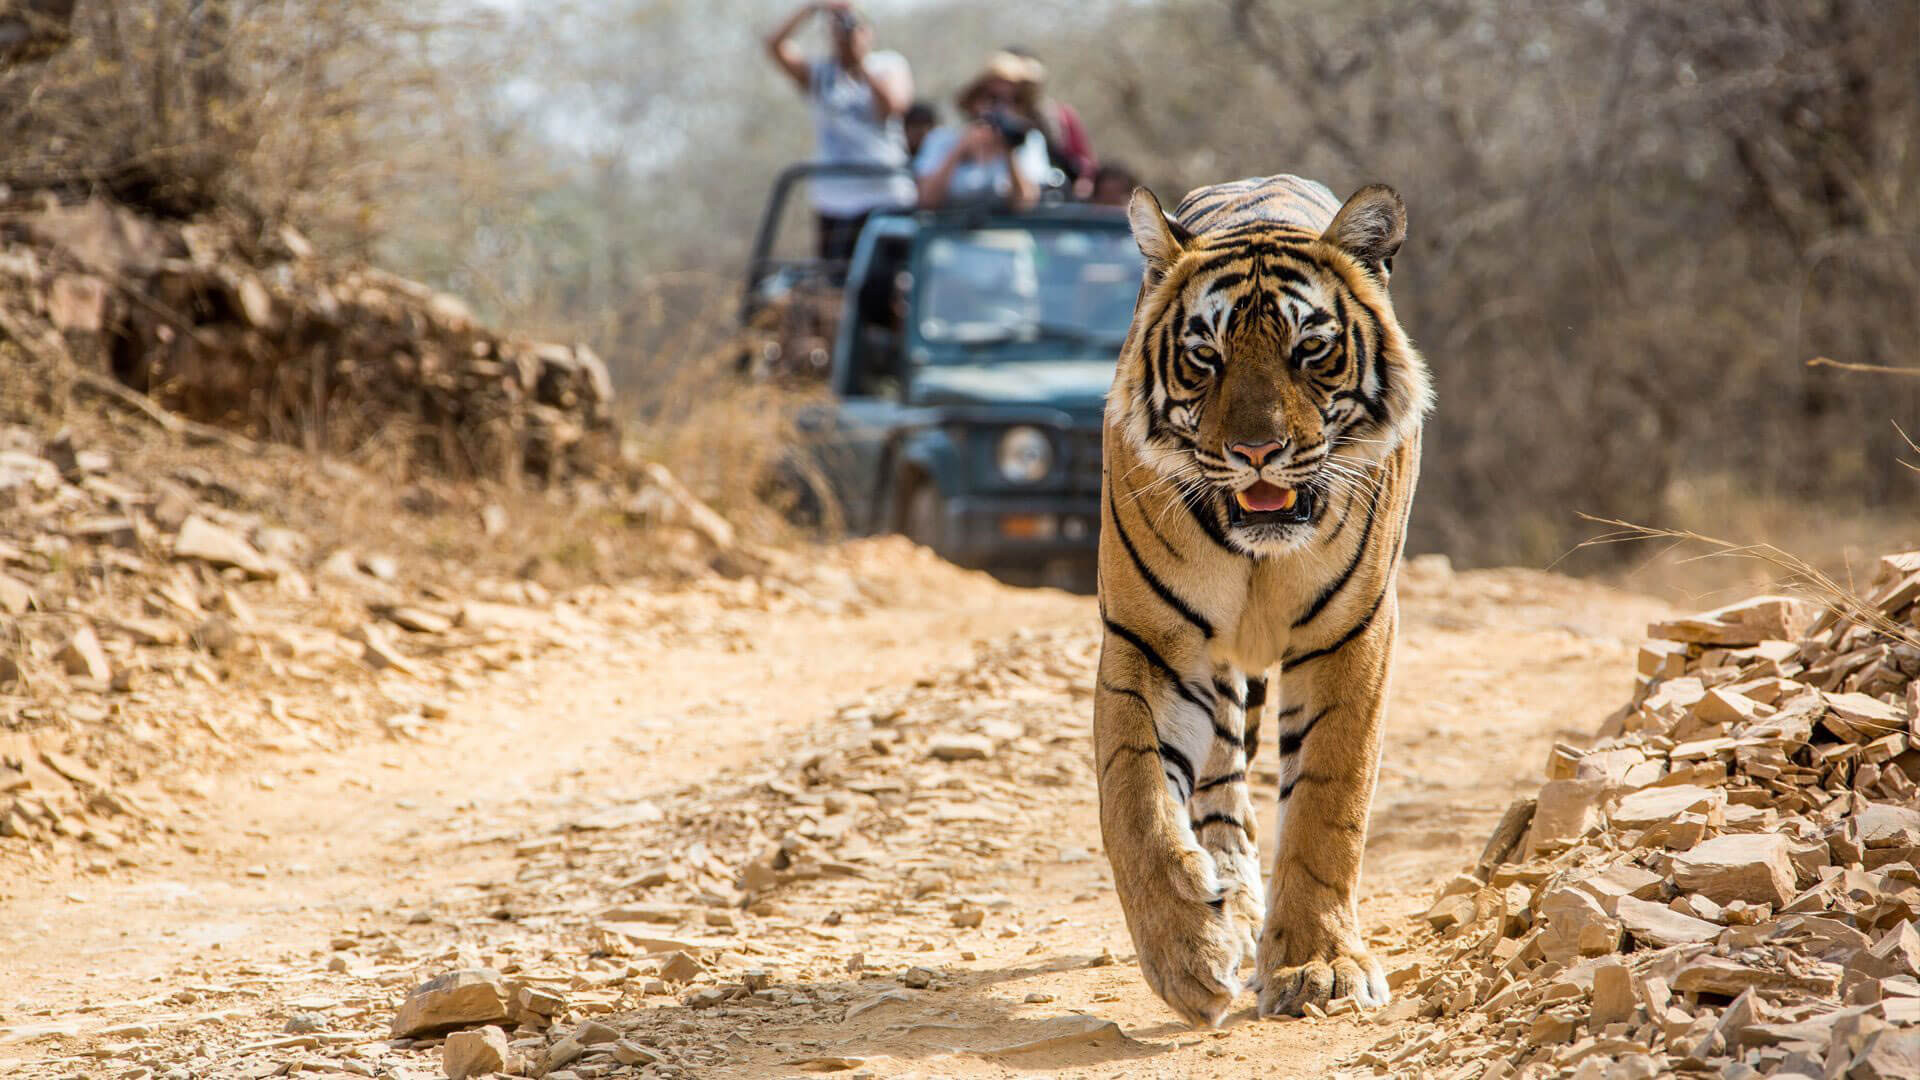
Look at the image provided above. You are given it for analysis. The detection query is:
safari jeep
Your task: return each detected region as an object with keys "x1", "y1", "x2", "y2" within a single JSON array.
[{"x1": 746, "y1": 169, "x2": 1141, "y2": 590}]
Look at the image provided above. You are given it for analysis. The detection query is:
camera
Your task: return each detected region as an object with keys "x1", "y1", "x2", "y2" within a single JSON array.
[
  {"x1": 832, "y1": 9, "x2": 859, "y2": 33},
  {"x1": 984, "y1": 108, "x2": 1032, "y2": 149}
]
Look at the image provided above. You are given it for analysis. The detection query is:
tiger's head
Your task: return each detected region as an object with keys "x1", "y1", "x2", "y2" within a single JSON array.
[{"x1": 1111, "y1": 182, "x2": 1432, "y2": 556}]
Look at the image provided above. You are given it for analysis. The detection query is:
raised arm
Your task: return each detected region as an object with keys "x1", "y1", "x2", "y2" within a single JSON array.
[
  {"x1": 856, "y1": 51, "x2": 911, "y2": 120},
  {"x1": 764, "y1": 2, "x2": 820, "y2": 91}
]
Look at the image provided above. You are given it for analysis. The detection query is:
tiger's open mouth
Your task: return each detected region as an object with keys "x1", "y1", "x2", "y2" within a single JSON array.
[{"x1": 1227, "y1": 480, "x2": 1315, "y2": 527}]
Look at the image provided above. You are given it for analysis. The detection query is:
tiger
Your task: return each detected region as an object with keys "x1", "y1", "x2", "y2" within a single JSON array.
[{"x1": 1093, "y1": 174, "x2": 1430, "y2": 1026}]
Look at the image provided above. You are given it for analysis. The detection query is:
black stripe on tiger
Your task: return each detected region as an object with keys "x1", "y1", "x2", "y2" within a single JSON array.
[
  {"x1": 1360, "y1": 299, "x2": 1391, "y2": 423},
  {"x1": 1193, "y1": 812, "x2": 1249, "y2": 836},
  {"x1": 1195, "y1": 221, "x2": 1315, "y2": 247},
  {"x1": 1278, "y1": 705, "x2": 1332, "y2": 757},
  {"x1": 1178, "y1": 192, "x2": 1235, "y2": 219},
  {"x1": 1292, "y1": 484, "x2": 1381, "y2": 628},
  {"x1": 1211, "y1": 677, "x2": 1244, "y2": 711},
  {"x1": 1193, "y1": 771, "x2": 1245, "y2": 793},
  {"x1": 1177, "y1": 485, "x2": 1237, "y2": 553},
  {"x1": 1283, "y1": 586, "x2": 1389, "y2": 667},
  {"x1": 1159, "y1": 740, "x2": 1196, "y2": 797},
  {"x1": 1099, "y1": 741, "x2": 1159, "y2": 783},
  {"x1": 1099, "y1": 679, "x2": 1153, "y2": 715},
  {"x1": 1107, "y1": 489, "x2": 1214, "y2": 637},
  {"x1": 1124, "y1": 485, "x2": 1185, "y2": 562},
  {"x1": 1278, "y1": 770, "x2": 1331, "y2": 800},
  {"x1": 1096, "y1": 682, "x2": 1162, "y2": 788},
  {"x1": 1208, "y1": 718, "x2": 1244, "y2": 752},
  {"x1": 1102, "y1": 618, "x2": 1216, "y2": 718}
]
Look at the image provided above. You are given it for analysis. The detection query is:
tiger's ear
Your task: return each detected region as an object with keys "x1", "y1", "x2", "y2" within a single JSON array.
[
  {"x1": 1322, "y1": 184, "x2": 1405, "y2": 280},
  {"x1": 1128, "y1": 187, "x2": 1191, "y2": 282}
]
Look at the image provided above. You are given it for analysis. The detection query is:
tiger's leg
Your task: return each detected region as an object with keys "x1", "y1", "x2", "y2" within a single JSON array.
[
  {"x1": 1255, "y1": 606, "x2": 1396, "y2": 1017},
  {"x1": 1242, "y1": 674, "x2": 1269, "y2": 771},
  {"x1": 1094, "y1": 642, "x2": 1251, "y2": 1028},
  {"x1": 1188, "y1": 666, "x2": 1264, "y2": 963}
]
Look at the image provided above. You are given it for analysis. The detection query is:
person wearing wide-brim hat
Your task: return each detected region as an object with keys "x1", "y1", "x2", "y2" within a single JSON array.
[{"x1": 912, "y1": 52, "x2": 1051, "y2": 211}]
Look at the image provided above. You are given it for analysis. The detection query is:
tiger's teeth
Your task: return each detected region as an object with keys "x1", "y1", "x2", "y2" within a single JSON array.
[
  {"x1": 1276, "y1": 487, "x2": 1298, "y2": 510},
  {"x1": 1235, "y1": 490, "x2": 1253, "y2": 511}
]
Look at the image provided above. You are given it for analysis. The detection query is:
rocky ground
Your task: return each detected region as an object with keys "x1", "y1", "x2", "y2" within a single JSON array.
[
  {"x1": 1355, "y1": 561, "x2": 1920, "y2": 1079},
  {"x1": 0, "y1": 521, "x2": 1672, "y2": 1078},
  {"x1": 0, "y1": 407, "x2": 763, "y2": 876},
  {"x1": 17, "y1": 177, "x2": 1915, "y2": 1080},
  {"x1": 11, "y1": 387, "x2": 1915, "y2": 1078}
]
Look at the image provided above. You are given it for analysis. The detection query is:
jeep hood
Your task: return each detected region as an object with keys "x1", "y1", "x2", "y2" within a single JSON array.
[{"x1": 910, "y1": 360, "x2": 1114, "y2": 414}]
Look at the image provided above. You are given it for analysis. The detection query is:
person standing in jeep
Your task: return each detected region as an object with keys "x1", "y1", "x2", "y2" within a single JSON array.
[{"x1": 765, "y1": 1, "x2": 916, "y2": 265}]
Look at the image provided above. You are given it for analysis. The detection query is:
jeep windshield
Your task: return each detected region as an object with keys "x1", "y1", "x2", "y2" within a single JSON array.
[{"x1": 914, "y1": 226, "x2": 1141, "y2": 360}]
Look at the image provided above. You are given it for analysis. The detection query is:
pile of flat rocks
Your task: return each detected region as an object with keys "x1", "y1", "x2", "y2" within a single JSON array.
[
  {"x1": 2, "y1": 196, "x2": 615, "y2": 483},
  {"x1": 1352, "y1": 555, "x2": 1920, "y2": 1078}
]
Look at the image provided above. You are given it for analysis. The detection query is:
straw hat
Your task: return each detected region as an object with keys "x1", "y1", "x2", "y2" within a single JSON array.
[{"x1": 955, "y1": 51, "x2": 1044, "y2": 110}]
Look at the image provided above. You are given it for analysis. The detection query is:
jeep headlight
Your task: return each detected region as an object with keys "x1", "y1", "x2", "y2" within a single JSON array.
[{"x1": 996, "y1": 425, "x2": 1054, "y2": 483}]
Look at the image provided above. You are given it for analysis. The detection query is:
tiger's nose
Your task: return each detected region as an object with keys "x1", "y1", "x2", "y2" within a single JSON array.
[{"x1": 1227, "y1": 440, "x2": 1285, "y2": 467}]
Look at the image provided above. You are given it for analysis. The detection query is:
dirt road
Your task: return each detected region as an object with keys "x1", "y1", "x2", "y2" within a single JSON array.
[{"x1": 0, "y1": 543, "x2": 1666, "y2": 1079}]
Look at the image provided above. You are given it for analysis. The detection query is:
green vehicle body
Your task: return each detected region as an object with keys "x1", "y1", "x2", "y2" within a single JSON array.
[{"x1": 746, "y1": 166, "x2": 1142, "y2": 586}]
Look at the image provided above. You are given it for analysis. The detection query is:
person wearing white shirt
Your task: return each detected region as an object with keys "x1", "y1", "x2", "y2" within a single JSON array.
[{"x1": 766, "y1": 2, "x2": 916, "y2": 261}]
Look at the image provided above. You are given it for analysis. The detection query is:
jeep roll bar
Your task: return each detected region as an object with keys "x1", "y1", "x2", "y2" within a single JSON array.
[{"x1": 739, "y1": 162, "x2": 916, "y2": 324}]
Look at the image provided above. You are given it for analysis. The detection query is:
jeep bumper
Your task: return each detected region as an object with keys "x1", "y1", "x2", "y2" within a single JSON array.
[{"x1": 937, "y1": 493, "x2": 1100, "y2": 570}]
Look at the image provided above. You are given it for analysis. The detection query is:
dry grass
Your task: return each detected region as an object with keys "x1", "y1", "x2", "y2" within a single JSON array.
[
  {"x1": 1807, "y1": 357, "x2": 1920, "y2": 378},
  {"x1": 1577, "y1": 515, "x2": 1920, "y2": 652},
  {"x1": 1559, "y1": 467, "x2": 1918, "y2": 600},
  {"x1": 601, "y1": 272, "x2": 847, "y2": 543}
]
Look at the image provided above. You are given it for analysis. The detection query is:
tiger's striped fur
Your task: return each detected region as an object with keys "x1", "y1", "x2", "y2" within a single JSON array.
[{"x1": 1094, "y1": 175, "x2": 1430, "y2": 1026}]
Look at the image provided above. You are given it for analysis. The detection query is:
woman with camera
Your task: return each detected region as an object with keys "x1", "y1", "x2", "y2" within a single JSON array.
[{"x1": 911, "y1": 53, "x2": 1051, "y2": 212}]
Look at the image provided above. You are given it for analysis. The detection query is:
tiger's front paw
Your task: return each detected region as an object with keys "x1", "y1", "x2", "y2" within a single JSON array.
[
  {"x1": 1213, "y1": 849, "x2": 1264, "y2": 964},
  {"x1": 1122, "y1": 845, "x2": 1251, "y2": 1028},
  {"x1": 1256, "y1": 937, "x2": 1387, "y2": 1018},
  {"x1": 1134, "y1": 897, "x2": 1246, "y2": 1028}
]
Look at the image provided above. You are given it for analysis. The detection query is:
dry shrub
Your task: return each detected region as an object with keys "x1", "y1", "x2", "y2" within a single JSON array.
[
  {"x1": 1038, "y1": 0, "x2": 1920, "y2": 569},
  {"x1": 536, "y1": 0, "x2": 1920, "y2": 572},
  {"x1": 0, "y1": 0, "x2": 477, "y2": 252},
  {"x1": 18, "y1": 1, "x2": 1914, "y2": 577},
  {"x1": 611, "y1": 272, "x2": 840, "y2": 542}
]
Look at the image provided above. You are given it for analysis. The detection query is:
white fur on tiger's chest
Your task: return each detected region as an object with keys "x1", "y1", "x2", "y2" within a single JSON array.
[
  {"x1": 1208, "y1": 561, "x2": 1316, "y2": 675},
  {"x1": 1204, "y1": 500, "x2": 1382, "y2": 676}
]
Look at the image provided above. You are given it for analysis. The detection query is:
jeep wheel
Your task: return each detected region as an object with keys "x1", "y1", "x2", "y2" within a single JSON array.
[{"x1": 903, "y1": 482, "x2": 945, "y2": 553}]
